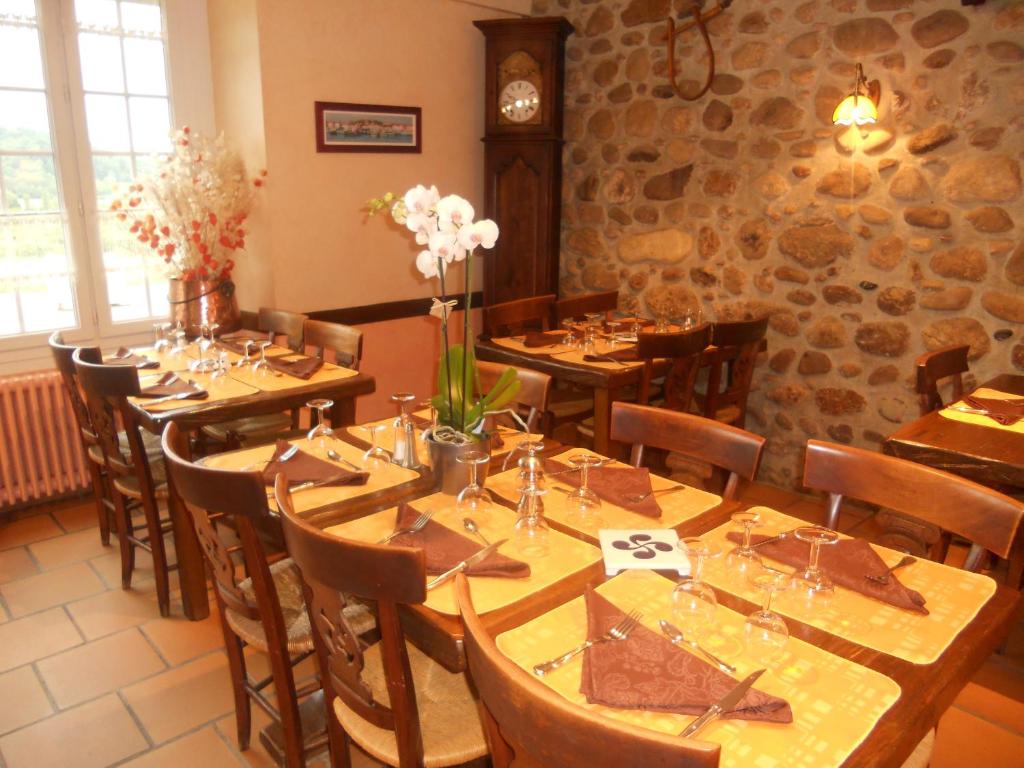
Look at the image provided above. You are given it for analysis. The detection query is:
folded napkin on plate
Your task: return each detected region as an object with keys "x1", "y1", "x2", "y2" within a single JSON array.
[
  {"x1": 107, "y1": 347, "x2": 158, "y2": 369},
  {"x1": 544, "y1": 459, "x2": 663, "y2": 518},
  {"x1": 215, "y1": 331, "x2": 269, "y2": 355},
  {"x1": 582, "y1": 347, "x2": 640, "y2": 363},
  {"x1": 522, "y1": 331, "x2": 565, "y2": 348},
  {"x1": 725, "y1": 532, "x2": 928, "y2": 614},
  {"x1": 581, "y1": 590, "x2": 792, "y2": 722},
  {"x1": 266, "y1": 355, "x2": 324, "y2": 380},
  {"x1": 138, "y1": 373, "x2": 207, "y2": 399},
  {"x1": 389, "y1": 503, "x2": 530, "y2": 578},
  {"x1": 961, "y1": 394, "x2": 1024, "y2": 426},
  {"x1": 260, "y1": 440, "x2": 368, "y2": 486}
]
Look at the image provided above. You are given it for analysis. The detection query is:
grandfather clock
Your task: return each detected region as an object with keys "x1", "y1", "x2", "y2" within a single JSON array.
[{"x1": 473, "y1": 17, "x2": 573, "y2": 305}]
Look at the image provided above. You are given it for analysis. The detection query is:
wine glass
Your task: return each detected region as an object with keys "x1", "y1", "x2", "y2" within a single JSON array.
[
  {"x1": 725, "y1": 510, "x2": 763, "y2": 585},
  {"x1": 512, "y1": 480, "x2": 550, "y2": 557},
  {"x1": 606, "y1": 319, "x2": 622, "y2": 347},
  {"x1": 251, "y1": 340, "x2": 274, "y2": 377},
  {"x1": 360, "y1": 424, "x2": 392, "y2": 470},
  {"x1": 152, "y1": 322, "x2": 171, "y2": 353},
  {"x1": 191, "y1": 324, "x2": 216, "y2": 372},
  {"x1": 564, "y1": 453, "x2": 603, "y2": 527},
  {"x1": 560, "y1": 318, "x2": 578, "y2": 348},
  {"x1": 209, "y1": 351, "x2": 229, "y2": 383},
  {"x1": 654, "y1": 308, "x2": 671, "y2": 334},
  {"x1": 791, "y1": 526, "x2": 840, "y2": 609},
  {"x1": 417, "y1": 399, "x2": 436, "y2": 441},
  {"x1": 456, "y1": 450, "x2": 493, "y2": 517},
  {"x1": 237, "y1": 339, "x2": 257, "y2": 368},
  {"x1": 307, "y1": 398, "x2": 334, "y2": 447},
  {"x1": 672, "y1": 538, "x2": 721, "y2": 641},
  {"x1": 167, "y1": 322, "x2": 188, "y2": 357},
  {"x1": 745, "y1": 564, "x2": 792, "y2": 664}
]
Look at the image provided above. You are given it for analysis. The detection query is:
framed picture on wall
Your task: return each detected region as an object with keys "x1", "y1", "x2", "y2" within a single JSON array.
[{"x1": 314, "y1": 101, "x2": 422, "y2": 153}]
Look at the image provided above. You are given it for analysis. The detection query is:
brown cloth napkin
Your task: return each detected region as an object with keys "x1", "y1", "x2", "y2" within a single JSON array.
[
  {"x1": 962, "y1": 394, "x2": 1024, "y2": 426},
  {"x1": 389, "y1": 503, "x2": 530, "y2": 578},
  {"x1": 522, "y1": 331, "x2": 565, "y2": 348},
  {"x1": 580, "y1": 590, "x2": 792, "y2": 722},
  {"x1": 107, "y1": 347, "x2": 158, "y2": 369},
  {"x1": 138, "y1": 373, "x2": 208, "y2": 399},
  {"x1": 260, "y1": 440, "x2": 368, "y2": 486},
  {"x1": 583, "y1": 347, "x2": 640, "y2": 363},
  {"x1": 725, "y1": 532, "x2": 928, "y2": 615},
  {"x1": 544, "y1": 459, "x2": 663, "y2": 518},
  {"x1": 215, "y1": 330, "x2": 269, "y2": 355},
  {"x1": 266, "y1": 355, "x2": 324, "y2": 380}
]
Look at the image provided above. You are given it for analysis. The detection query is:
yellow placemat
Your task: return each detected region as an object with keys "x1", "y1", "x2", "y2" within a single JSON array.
[
  {"x1": 200, "y1": 436, "x2": 420, "y2": 514},
  {"x1": 131, "y1": 371, "x2": 261, "y2": 412},
  {"x1": 496, "y1": 569, "x2": 901, "y2": 768},
  {"x1": 488, "y1": 448, "x2": 722, "y2": 540},
  {"x1": 700, "y1": 507, "x2": 998, "y2": 666},
  {"x1": 939, "y1": 388, "x2": 1024, "y2": 434},
  {"x1": 548, "y1": 347, "x2": 644, "y2": 371},
  {"x1": 229, "y1": 359, "x2": 359, "y2": 392},
  {"x1": 204, "y1": 342, "x2": 294, "y2": 366},
  {"x1": 325, "y1": 494, "x2": 602, "y2": 616},
  {"x1": 489, "y1": 334, "x2": 571, "y2": 355},
  {"x1": 121, "y1": 347, "x2": 196, "y2": 374}
]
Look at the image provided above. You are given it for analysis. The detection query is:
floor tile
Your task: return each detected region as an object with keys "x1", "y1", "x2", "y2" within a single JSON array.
[
  {"x1": 932, "y1": 705, "x2": 1024, "y2": 768},
  {"x1": 37, "y1": 627, "x2": 166, "y2": 709},
  {"x1": 66, "y1": 585, "x2": 164, "y2": 640},
  {"x1": 956, "y1": 656, "x2": 1024, "y2": 734},
  {"x1": 216, "y1": 702, "x2": 274, "y2": 768},
  {"x1": 0, "y1": 607, "x2": 82, "y2": 673},
  {"x1": 141, "y1": 610, "x2": 224, "y2": 666},
  {"x1": 0, "y1": 514, "x2": 63, "y2": 551},
  {"x1": 117, "y1": 725, "x2": 242, "y2": 767},
  {"x1": 121, "y1": 651, "x2": 235, "y2": 744},
  {"x1": 88, "y1": 549, "x2": 156, "y2": 590},
  {"x1": 28, "y1": 527, "x2": 108, "y2": 571},
  {"x1": 0, "y1": 665, "x2": 54, "y2": 735},
  {"x1": 0, "y1": 561, "x2": 106, "y2": 618},
  {"x1": 51, "y1": 502, "x2": 101, "y2": 534},
  {"x1": 0, "y1": 547, "x2": 38, "y2": 585},
  {"x1": 0, "y1": 693, "x2": 148, "y2": 768}
]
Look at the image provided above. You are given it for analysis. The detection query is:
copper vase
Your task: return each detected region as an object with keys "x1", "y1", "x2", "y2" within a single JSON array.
[{"x1": 168, "y1": 278, "x2": 241, "y2": 336}]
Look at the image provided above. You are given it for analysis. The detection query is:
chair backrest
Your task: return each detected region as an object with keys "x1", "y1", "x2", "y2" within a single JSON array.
[
  {"x1": 303, "y1": 318, "x2": 363, "y2": 370},
  {"x1": 453, "y1": 575, "x2": 720, "y2": 768},
  {"x1": 478, "y1": 361, "x2": 551, "y2": 433},
  {"x1": 610, "y1": 402, "x2": 765, "y2": 500},
  {"x1": 259, "y1": 307, "x2": 308, "y2": 352},
  {"x1": 636, "y1": 324, "x2": 712, "y2": 411},
  {"x1": 803, "y1": 439, "x2": 1024, "y2": 564},
  {"x1": 275, "y1": 476, "x2": 429, "y2": 767},
  {"x1": 551, "y1": 291, "x2": 619, "y2": 325},
  {"x1": 702, "y1": 317, "x2": 768, "y2": 428},
  {"x1": 48, "y1": 332, "x2": 99, "y2": 449},
  {"x1": 483, "y1": 294, "x2": 555, "y2": 338},
  {"x1": 915, "y1": 344, "x2": 969, "y2": 415}
]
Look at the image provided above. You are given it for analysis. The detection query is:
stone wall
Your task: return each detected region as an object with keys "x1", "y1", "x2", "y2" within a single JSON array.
[{"x1": 532, "y1": 0, "x2": 1024, "y2": 488}]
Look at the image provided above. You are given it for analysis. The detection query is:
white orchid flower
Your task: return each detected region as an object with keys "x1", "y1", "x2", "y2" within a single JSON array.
[
  {"x1": 403, "y1": 184, "x2": 439, "y2": 215},
  {"x1": 405, "y1": 211, "x2": 437, "y2": 245},
  {"x1": 436, "y1": 194, "x2": 475, "y2": 232},
  {"x1": 428, "y1": 230, "x2": 464, "y2": 263},
  {"x1": 457, "y1": 219, "x2": 499, "y2": 252},
  {"x1": 415, "y1": 249, "x2": 445, "y2": 279}
]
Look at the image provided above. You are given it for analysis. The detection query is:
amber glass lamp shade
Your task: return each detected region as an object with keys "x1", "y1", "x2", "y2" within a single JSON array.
[{"x1": 832, "y1": 92, "x2": 878, "y2": 126}]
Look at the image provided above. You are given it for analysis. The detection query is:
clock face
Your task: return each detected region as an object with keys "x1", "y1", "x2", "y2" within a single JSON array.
[{"x1": 499, "y1": 80, "x2": 540, "y2": 123}]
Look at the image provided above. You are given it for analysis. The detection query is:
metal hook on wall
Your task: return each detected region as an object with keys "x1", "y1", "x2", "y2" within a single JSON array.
[{"x1": 666, "y1": 0, "x2": 733, "y2": 101}]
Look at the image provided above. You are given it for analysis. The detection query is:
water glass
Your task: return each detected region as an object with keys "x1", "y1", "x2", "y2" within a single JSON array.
[
  {"x1": 745, "y1": 564, "x2": 792, "y2": 664},
  {"x1": 237, "y1": 339, "x2": 257, "y2": 368},
  {"x1": 152, "y1": 322, "x2": 171, "y2": 352},
  {"x1": 560, "y1": 319, "x2": 578, "y2": 348},
  {"x1": 791, "y1": 526, "x2": 840, "y2": 610},
  {"x1": 251, "y1": 340, "x2": 274, "y2": 377},
  {"x1": 725, "y1": 510, "x2": 763, "y2": 585},
  {"x1": 456, "y1": 450, "x2": 493, "y2": 517},
  {"x1": 167, "y1": 322, "x2": 188, "y2": 357},
  {"x1": 360, "y1": 424, "x2": 392, "y2": 470},
  {"x1": 672, "y1": 538, "x2": 720, "y2": 641},
  {"x1": 209, "y1": 351, "x2": 229, "y2": 383},
  {"x1": 307, "y1": 398, "x2": 334, "y2": 447},
  {"x1": 564, "y1": 453, "x2": 603, "y2": 527},
  {"x1": 512, "y1": 481, "x2": 550, "y2": 557}
]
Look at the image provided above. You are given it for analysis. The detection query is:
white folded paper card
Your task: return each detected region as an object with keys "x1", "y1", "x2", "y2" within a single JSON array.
[{"x1": 598, "y1": 529, "x2": 691, "y2": 577}]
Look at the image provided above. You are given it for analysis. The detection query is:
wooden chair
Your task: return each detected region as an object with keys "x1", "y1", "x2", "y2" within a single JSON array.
[
  {"x1": 162, "y1": 422, "x2": 367, "y2": 767},
  {"x1": 697, "y1": 317, "x2": 768, "y2": 429},
  {"x1": 803, "y1": 439, "x2": 1024, "y2": 572},
  {"x1": 915, "y1": 344, "x2": 969, "y2": 415},
  {"x1": 275, "y1": 476, "x2": 488, "y2": 768},
  {"x1": 72, "y1": 349, "x2": 175, "y2": 615},
  {"x1": 260, "y1": 307, "x2": 308, "y2": 352},
  {"x1": 482, "y1": 294, "x2": 555, "y2": 338},
  {"x1": 303, "y1": 319, "x2": 363, "y2": 371},
  {"x1": 610, "y1": 402, "x2": 765, "y2": 501},
  {"x1": 551, "y1": 290, "x2": 619, "y2": 326},
  {"x1": 478, "y1": 361, "x2": 551, "y2": 433},
  {"x1": 453, "y1": 575, "x2": 720, "y2": 768},
  {"x1": 636, "y1": 324, "x2": 713, "y2": 411}
]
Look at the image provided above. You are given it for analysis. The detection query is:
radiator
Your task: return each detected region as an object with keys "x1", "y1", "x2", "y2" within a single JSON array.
[{"x1": 0, "y1": 370, "x2": 89, "y2": 509}]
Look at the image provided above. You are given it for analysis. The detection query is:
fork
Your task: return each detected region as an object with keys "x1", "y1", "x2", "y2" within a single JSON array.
[
  {"x1": 623, "y1": 486, "x2": 685, "y2": 504},
  {"x1": 547, "y1": 459, "x2": 612, "y2": 476},
  {"x1": 865, "y1": 555, "x2": 917, "y2": 585},
  {"x1": 242, "y1": 443, "x2": 299, "y2": 471},
  {"x1": 532, "y1": 610, "x2": 641, "y2": 676},
  {"x1": 376, "y1": 509, "x2": 434, "y2": 544}
]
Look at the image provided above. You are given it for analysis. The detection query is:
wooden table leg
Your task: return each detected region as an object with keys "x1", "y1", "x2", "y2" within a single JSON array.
[
  {"x1": 167, "y1": 425, "x2": 210, "y2": 621},
  {"x1": 592, "y1": 387, "x2": 613, "y2": 456}
]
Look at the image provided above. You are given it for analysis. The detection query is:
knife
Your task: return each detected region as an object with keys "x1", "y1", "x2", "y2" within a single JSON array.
[
  {"x1": 679, "y1": 668, "x2": 765, "y2": 738},
  {"x1": 425, "y1": 538, "x2": 509, "y2": 590},
  {"x1": 266, "y1": 471, "x2": 356, "y2": 497}
]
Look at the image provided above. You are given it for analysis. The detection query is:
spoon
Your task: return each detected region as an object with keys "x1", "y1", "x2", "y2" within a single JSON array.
[
  {"x1": 326, "y1": 448, "x2": 364, "y2": 473},
  {"x1": 462, "y1": 518, "x2": 489, "y2": 546},
  {"x1": 658, "y1": 619, "x2": 736, "y2": 674}
]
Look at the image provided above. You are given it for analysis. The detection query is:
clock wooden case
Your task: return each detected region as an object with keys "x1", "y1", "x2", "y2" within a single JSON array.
[{"x1": 474, "y1": 16, "x2": 573, "y2": 306}]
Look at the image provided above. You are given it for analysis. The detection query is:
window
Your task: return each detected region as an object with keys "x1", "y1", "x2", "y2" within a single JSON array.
[{"x1": 0, "y1": 0, "x2": 181, "y2": 348}]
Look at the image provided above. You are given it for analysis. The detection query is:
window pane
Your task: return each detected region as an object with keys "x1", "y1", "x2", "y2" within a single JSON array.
[
  {"x1": 1, "y1": 155, "x2": 59, "y2": 212},
  {"x1": 98, "y1": 213, "x2": 163, "y2": 322},
  {"x1": 78, "y1": 32, "x2": 125, "y2": 92},
  {"x1": 0, "y1": 0, "x2": 37, "y2": 22},
  {"x1": 133, "y1": 152, "x2": 163, "y2": 178},
  {"x1": 85, "y1": 93, "x2": 130, "y2": 151},
  {"x1": 0, "y1": 24, "x2": 45, "y2": 89},
  {"x1": 0, "y1": 90, "x2": 51, "y2": 150},
  {"x1": 128, "y1": 96, "x2": 169, "y2": 152},
  {"x1": 0, "y1": 215, "x2": 77, "y2": 336},
  {"x1": 91, "y1": 153, "x2": 131, "y2": 208},
  {"x1": 119, "y1": 1, "x2": 161, "y2": 35},
  {"x1": 74, "y1": 0, "x2": 117, "y2": 30},
  {"x1": 123, "y1": 37, "x2": 165, "y2": 95}
]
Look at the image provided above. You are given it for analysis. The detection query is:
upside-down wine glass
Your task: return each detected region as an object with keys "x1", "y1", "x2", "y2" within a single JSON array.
[
  {"x1": 456, "y1": 450, "x2": 493, "y2": 517},
  {"x1": 512, "y1": 476, "x2": 549, "y2": 557},
  {"x1": 251, "y1": 340, "x2": 274, "y2": 377},
  {"x1": 152, "y1": 322, "x2": 171, "y2": 353},
  {"x1": 209, "y1": 351, "x2": 229, "y2": 384},
  {"x1": 725, "y1": 510, "x2": 763, "y2": 585},
  {"x1": 745, "y1": 564, "x2": 792, "y2": 664},
  {"x1": 672, "y1": 538, "x2": 721, "y2": 641},
  {"x1": 237, "y1": 339, "x2": 257, "y2": 368},
  {"x1": 564, "y1": 452, "x2": 603, "y2": 527},
  {"x1": 359, "y1": 424, "x2": 391, "y2": 470},
  {"x1": 606, "y1": 318, "x2": 622, "y2": 347},
  {"x1": 560, "y1": 318, "x2": 578, "y2": 348},
  {"x1": 307, "y1": 398, "x2": 334, "y2": 448},
  {"x1": 791, "y1": 526, "x2": 840, "y2": 609},
  {"x1": 167, "y1": 322, "x2": 188, "y2": 357}
]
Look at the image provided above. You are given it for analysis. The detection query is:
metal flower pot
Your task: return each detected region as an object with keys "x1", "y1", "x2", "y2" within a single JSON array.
[
  {"x1": 426, "y1": 433, "x2": 492, "y2": 496},
  {"x1": 168, "y1": 278, "x2": 241, "y2": 337}
]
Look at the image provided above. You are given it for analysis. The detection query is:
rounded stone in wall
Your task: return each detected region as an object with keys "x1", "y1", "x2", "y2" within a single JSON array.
[
  {"x1": 868, "y1": 235, "x2": 905, "y2": 271},
  {"x1": 929, "y1": 247, "x2": 987, "y2": 282},
  {"x1": 816, "y1": 163, "x2": 872, "y2": 199},
  {"x1": 1006, "y1": 241, "x2": 1024, "y2": 286},
  {"x1": 697, "y1": 226, "x2": 720, "y2": 258},
  {"x1": 643, "y1": 284, "x2": 699, "y2": 318},
  {"x1": 774, "y1": 265, "x2": 810, "y2": 284},
  {"x1": 942, "y1": 155, "x2": 1022, "y2": 203},
  {"x1": 737, "y1": 219, "x2": 772, "y2": 260},
  {"x1": 888, "y1": 167, "x2": 930, "y2": 201},
  {"x1": 906, "y1": 124, "x2": 957, "y2": 155},
  {"x1": 911, "y1": 10, "x2": 970, "y2": 49},
  {"x1": 981, "y1": 291, "x2": 1024, "y2": 324},
  {"x1": 587, "y1": 110, "x2": 615, "y2": 140},
  {"x1": 922, "y1": 317, "x2": 991, "y2": 360},
  {"x1": 798, "y1": 350, "x2": 831, "y2": 375},
  {"x1": 769, "y1": 348, "x2": 796, "y2": 373},
  {"x1": 868, "y1": 365, "x2": 900, "y2": 385},
  {"x1": 731, "y1": 42, "x2": 769, "y2": 70},
  {"x1": 778, "y1": 223, "x2": 855, "y2": 267},
  {"x1": 877, "y1": 287, "x2": 916, "y2": 316},
  {"x1": 710, "y1": 73, "x2": 744, "y2": 95},
  {"x1": 821, "y1": 285, "x2": 862, "y2": 305},
  {"x1": 923, "y1": 49, "x2": 956, "y2": 69},
  {"x1": 603, "y1": 169, "x2": 637, "y2": 204},
  {"x1": 625, "y1": 100, "x2": 658, "y2": 138},
  {"x1": 702, "y1": 100, "x2": 733, "y2": 131},
  {"x1": 827, "y1": 424, "x2": 854, "y2": 444},
  {"x1": 832, "y1": 18, "x2": 900, "y2": 56},
  {"x1": 965, "y1": 206, "x2": 1014, "y2": 234},
  {"x1": 643, "y1": 166, "x2": 693, "y2": 201},
  {"x1": 618, "y1": 229, "x2": 693, "y2": 263},
  {"x1": 750, "y1": 97, "x2": 806, "y2": 129},
  {"x1": 920, "y1": 286, "x2": 972, "y2": 311},
  {"x1": 1013, "y1": 344, "x2": 1024, "y2": 371},
  {"x1": 904, "y1": 207, "x2": 951, "y2": 229},
  {"x1": 855, "y1": 321, "x2": 911, "y2": 357},
  {"x1": 806, "y1": 315, "x2": 847, "y2": 348},
  {"x1": 815, "y1": 388, "x2": 867, "y2": 416}
]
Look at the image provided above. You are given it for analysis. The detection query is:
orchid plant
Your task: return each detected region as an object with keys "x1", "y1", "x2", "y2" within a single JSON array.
[{"x1": 368, "y1": 185, "x2": 521, "y2": 443}]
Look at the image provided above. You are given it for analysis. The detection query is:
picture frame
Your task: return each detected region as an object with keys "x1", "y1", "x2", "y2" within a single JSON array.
[{"x1": 314, "y1": 101, "x2": 422, "y2": 153}]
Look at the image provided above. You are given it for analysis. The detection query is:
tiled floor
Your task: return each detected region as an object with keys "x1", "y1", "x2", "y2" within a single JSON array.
[{"x1": 0, "y1": 489, "x2": 1020, "y2": 767}]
